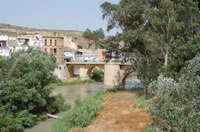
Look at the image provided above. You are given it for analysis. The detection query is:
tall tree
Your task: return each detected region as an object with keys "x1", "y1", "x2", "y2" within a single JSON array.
[
  {"x1": 101, "y1": 0, "x2": 200, "y2": 79},
  {"x1": 83, "y1": 28, "x2": 105, "y2": 49}
]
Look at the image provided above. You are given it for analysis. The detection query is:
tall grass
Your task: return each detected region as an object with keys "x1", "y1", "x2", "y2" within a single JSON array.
[{"x1": 52, "y1": 91, "x2": 105, "y2": 132}]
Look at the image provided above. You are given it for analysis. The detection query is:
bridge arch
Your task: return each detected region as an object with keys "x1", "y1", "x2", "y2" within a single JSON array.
[
  {"x1": 87, "y1": 65, "x2": 104, "y2": 78},
  {"x1": 67, "y1": 65, "x2": 79, "y2": 77},
  {"x1": 87, "y1": 65, "x2": 104, "y2": 81},
  {"x1": 121, "y1": 65, "x2": 136, "y2": 86}
]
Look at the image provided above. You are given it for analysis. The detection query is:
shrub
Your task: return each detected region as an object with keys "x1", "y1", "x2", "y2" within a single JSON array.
[
  {"x1": 47, "y1": 94, "x2": 71, "y2": 114},
  {"x1": 52, "y1": 91, "x2": 105, "y2": 132},
  {"x1": 0, "y1": 49, "x2": 66, "y2": 131},
  {"x1": 0, "y1": 111, "x2": 23, "y2": 132},
  {"x1": 91, "y1": 68, "x2": 104, "y2": 82},
  {"x1": 16, "y1": 110, "x2": 37, "y2": 128},
  {"x1": 148, "y1": 54, "x2": 200, "y2": 132},
  {"x1": 148, "y1": 76, "x2": 186, "y2": 131}
]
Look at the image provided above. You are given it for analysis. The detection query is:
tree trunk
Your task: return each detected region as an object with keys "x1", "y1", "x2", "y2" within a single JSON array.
[{"x1": 164, "y1": 46, "x2": 169, "y2": 66}]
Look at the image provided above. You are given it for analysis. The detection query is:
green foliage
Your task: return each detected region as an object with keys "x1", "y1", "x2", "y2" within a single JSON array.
[
  {"x1": 83, "y1": 28, "x2": 105, "y2": 48},
  {"x1": 101, "y1": 0, "x2": 200, "y2": 84},
  {"x1": 100, "y1": 0, "x2": 200, "y2": 131},
  {"x1": 144, "y1": 127, "x2": 157, "y2": 132},
  {"x1": 91, "y1": 68, "x2": 104, "y2": 82},
  {"x1": 137, "y1": 57, "x2": 161, "y2": 88},
  {"x1": 77, "y1": 45, "x2": 83, "y2": 49},
  {"x1": 52, "y1": 91, "x2": 105, "y2": 132},
  {"x1": 74, "y1": 96, "x2": 81, "y2": 107},
  {"x1": 47, "y1": 94, "x2": 71, "y2": 114},
  {"x1": 0, "y1": 110, "x2": 23, "y2": 132},
  {"x1": 16, "y1": 110, "x2": 37, "y2": 128},
  {"x1": 148, "y1": 55, "x2": 200, "y2": 131},
  {"x1": 148, "y1": 76, "x2": 185, "y2": 131},
  {"x1": 0, "y1": 49, "x2": 66, "y2": 131},
  {"x1": 0, "y1": 49, "x2": 56, "y2": 112},
  {"x1": 169, "y1": 32, "x2": 200, "y2": 79},
  {"x1": 130, "y1": 96, "x2": 148, "y2": 109},
  {"x1": 37, "y1": 115, "x2": 48, "y2": 121}
]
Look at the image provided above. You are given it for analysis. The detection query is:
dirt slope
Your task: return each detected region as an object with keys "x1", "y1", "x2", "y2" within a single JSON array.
[{"x1": 70, "y1": 91, "x2": 151, "y2": 132}]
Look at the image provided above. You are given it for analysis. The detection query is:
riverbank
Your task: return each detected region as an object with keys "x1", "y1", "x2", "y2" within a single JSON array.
[
  {"x1": 55, "y1": 79, "x2": 96, "y2": 86},
  {"x1": 25, "y1": 82, "x2": 106, "y2": 132},
  {"x1": 53, "y1": 89, "x2": 151, "y2": 132}
]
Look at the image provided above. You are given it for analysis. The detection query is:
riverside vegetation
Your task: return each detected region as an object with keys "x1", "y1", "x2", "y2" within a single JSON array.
[
  {"x1": 97, "y1": 0, "x2": 200, "y2": 131},
  {"x1": 52, "y1": 91, "x2": 105, "y2": 132},
  {"x1": 1, "y1": 0, "x2": 200, "y2": 131},
  {"x1": 0, "y1": 49, "x2": 69, "y2": 132}
]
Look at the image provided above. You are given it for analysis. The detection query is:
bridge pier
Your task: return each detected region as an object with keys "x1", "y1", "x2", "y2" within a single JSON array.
[
  {"x1": 104, "y1": 64, "x2": 123, "y2": 87},
  {"x1": 79, "y1": 65, "x2": 90, "y2": 80}
]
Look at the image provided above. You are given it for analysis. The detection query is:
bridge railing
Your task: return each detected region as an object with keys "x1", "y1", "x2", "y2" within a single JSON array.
[{"x1": 65, "y1": 58, "x2": 135, "y2": 65}]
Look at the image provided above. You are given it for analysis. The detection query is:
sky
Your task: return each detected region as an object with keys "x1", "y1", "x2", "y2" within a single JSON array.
[{"x1": 0, "y1": 0, "x2": 120, "y2": 35}]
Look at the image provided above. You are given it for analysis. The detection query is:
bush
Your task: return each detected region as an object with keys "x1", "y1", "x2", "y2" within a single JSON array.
[
  {"x1": 47, "y1": 94, "x2": 71, "y2": 114},
  {"x1": 0, "y1": 49, "x2": 66, "y2": 131},
  {"x1": 148, "y1": 76, "x2": 186, "y2": 131},
  {"x1": 148, "y1": 54, "x2": 200, "y2": 132},
  {"x1": 0, "y1": 111, "x2": 23, "y2": 132},
  {"x1": 16, "y1": 110, "x2": 37, "y2": 128},
  {"x1": 91, "y1": 68, "x2": 104, "y2": 82},
  {"x1": 52, "y1": 91, "x2": 105, "y2": 132}
]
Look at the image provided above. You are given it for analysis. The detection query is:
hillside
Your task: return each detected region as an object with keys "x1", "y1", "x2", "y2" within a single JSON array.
[{"x1": 0, "y1": 23, "x2": 83, "y2": 38}]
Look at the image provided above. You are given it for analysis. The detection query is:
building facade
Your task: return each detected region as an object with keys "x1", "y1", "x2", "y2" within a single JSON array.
[
  {"x1": 0, "y1": 35, "x2": 10, "y2": 56},
  {"x1": 17, "y1": 35, "x2": 43, "y2": 51},
  {"x1": 43, "y1": 36, "x2": 64, "y2": 64}
]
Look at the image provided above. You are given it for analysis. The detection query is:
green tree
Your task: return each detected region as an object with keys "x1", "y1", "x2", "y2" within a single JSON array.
[
  {"x1": 83, "y1": 28, "x2": 105, "y2": 48},
  {"x1": 0, "y1": 49, "x2": 56, "y2": 113},
  {"x1": 0, "y1": 49, "x2": 67, "y2": 130},
  {"x1": 101, "y1": 0, "x2": 200, "y2": 83},
  {"x1": 91, "y1": 68, "x2": 104, "y2": 82}
]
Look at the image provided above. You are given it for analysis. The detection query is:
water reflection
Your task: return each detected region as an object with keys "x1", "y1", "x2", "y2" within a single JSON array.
[
  {"x1": 125, "y1": 75, "x2": 143, "y2": 89},
  {"x1": 53, "y1": 82, "x2": 106, "y2": 106}
]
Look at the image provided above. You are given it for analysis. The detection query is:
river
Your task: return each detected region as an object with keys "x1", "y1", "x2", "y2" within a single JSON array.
[
  {"x1": 25, "y1": 77, "x2": 141, "y2": 132},
  {"x1": 24, "y1": 82, "x2": 107, "y2": 132}
]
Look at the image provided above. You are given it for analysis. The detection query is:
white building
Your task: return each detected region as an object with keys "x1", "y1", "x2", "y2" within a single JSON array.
[
  {"x1": 0, "y1": 35, "x2": 10, "y2": 56},
  {"x1": 64, "y1": 47, "x2": 76, "y2": 62},
  {"x1": 8, "y1": 37, "x2": 18, "y2": 52},
  {"x1": 17, "y1": 35, "x2": 43, "y2": 51}
]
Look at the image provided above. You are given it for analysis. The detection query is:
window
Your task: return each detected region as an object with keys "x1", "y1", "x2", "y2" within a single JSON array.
[
  {"x1": 55, "y1": 40, "x2": 57, "y2": 46},
  {"x1": 54, "y1": 48, "x2": 57, "y2": 54},
  {"x1": 50, "y1": 39, "x2": 52, "y2": 46},
  {"x1": 44, "y1": 39, "x2": 47, "y2": 46}
]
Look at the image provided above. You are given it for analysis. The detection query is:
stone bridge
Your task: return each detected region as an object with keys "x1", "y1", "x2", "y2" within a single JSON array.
[{"x1": 65, "y1": 62, "x2": 132, "y2": 87}]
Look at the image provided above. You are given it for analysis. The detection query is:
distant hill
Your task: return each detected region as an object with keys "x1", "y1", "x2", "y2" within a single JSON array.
[{"x1": 0, "y1": 23, "x2": 83, "y2": 38}]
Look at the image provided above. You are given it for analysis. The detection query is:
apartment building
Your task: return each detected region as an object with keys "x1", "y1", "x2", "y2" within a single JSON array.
[{"x1": 43, "y1": 36, "x2": 64, "y2": 64}]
